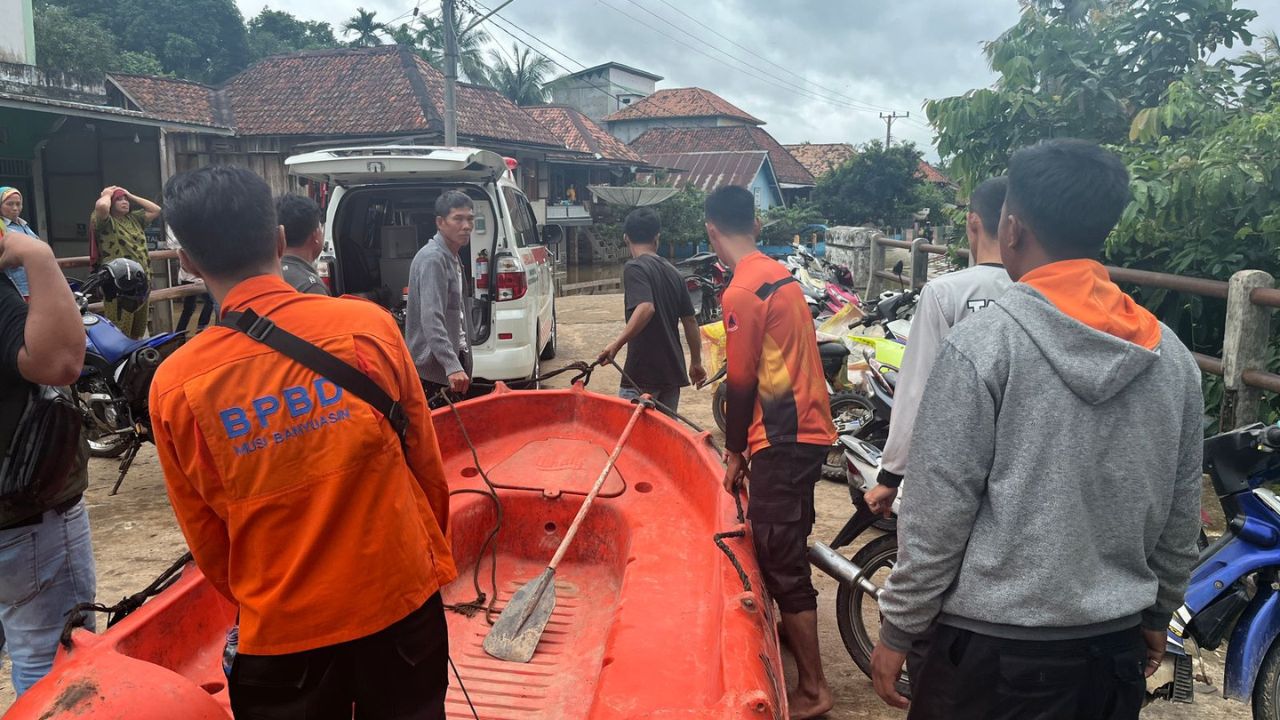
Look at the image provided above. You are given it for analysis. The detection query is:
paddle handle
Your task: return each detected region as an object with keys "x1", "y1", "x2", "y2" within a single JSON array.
[{"x1": 547, "y1": 400, "x2": 647, "y2": 571}]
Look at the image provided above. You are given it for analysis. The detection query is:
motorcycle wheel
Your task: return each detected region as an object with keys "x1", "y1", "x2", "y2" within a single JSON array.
[
  {"x1": 824, "y1": 393, "x2": 876, "y2": 482},
  {"x1": 1255, "y1": 637, "x2": 1280, "y2": 718},
  {"x1": 836, "y1": 533, "x2": 911, "y2": 698},
  {"x1": 712, "y1": 383, "x2": 728, "y2": 434}
]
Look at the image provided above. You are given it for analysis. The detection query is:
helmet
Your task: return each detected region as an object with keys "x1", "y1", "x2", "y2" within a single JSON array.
[{"x1": 99, "y1": 258, "x2": 150, "y2": 306}]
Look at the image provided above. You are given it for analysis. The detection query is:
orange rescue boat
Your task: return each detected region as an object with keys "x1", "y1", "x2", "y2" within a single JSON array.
[{"x1": 5, "y1": 384, "x2": 787, "y2": 719}]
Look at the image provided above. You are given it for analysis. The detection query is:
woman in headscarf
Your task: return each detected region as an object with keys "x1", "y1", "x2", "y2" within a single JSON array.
[
  {"x1": 1, "y1": 187, "x2": 41, "y2": 296},
  {"x1": 90, "y1": 186, "x2": 161, "y2": 339}
]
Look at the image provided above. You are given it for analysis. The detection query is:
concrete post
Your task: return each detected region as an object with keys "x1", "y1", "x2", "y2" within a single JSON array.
[
  {"x1": 910, "y1": 238, "x2": 929, "y2": 289},
  {"x1": 1220, "y1": 269, "x2": 1275, "y2": 430},
  {"x1": 867, "y1": 233, "x2": 886, "y2": 299}
]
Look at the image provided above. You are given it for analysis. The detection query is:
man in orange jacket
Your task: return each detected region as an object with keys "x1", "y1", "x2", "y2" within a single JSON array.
[{"x1": 151, "y1": 166, "x2": 457, "y2": 719}]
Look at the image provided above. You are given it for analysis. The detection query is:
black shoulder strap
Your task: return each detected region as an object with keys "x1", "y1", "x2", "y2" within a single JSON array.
[{"x1": 220, "y1": 309, "x2": 408, "y2": 444}]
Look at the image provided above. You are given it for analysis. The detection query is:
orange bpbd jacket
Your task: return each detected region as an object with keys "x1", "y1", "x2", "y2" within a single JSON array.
[{"x1": 149, "y1": 275, "x2": 457, "y2": 656}]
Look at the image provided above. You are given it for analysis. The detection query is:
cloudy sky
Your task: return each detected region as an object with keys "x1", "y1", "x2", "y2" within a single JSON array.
[{"x1": 233, "y1": 0, "x2": 1280, "y2": 157}]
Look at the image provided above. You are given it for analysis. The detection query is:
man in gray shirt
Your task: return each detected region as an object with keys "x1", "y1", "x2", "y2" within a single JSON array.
[
  {"x1": 276, "y1": 194, "x2": 329, "y2": 296},
  {"x1": 407, "y1": 190, "x2": 474, "y2": 404},
  {"x1": 865, "y1": 177, "x2": 1011, "y2": 513}
]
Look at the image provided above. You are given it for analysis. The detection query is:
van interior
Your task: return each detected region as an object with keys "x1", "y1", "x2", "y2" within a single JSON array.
[{"x1": 329, "y1": 184, "x2": 495, "y2": 345}]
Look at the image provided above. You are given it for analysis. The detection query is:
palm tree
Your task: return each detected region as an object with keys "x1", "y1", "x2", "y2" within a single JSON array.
[
  {"x1": 342, "y1": 8, "x2": 386, "y2": 48},
  {"x1": 487, "y1": 44, "x2": 554, "y2": 106},
  {"x1": 415, "y1": 10, "x2": 494, "y2": 85}
]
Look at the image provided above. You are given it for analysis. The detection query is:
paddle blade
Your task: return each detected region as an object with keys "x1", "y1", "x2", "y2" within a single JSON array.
[{"x1": 482, "y1": 568, "x2": 557, "y2": 662}]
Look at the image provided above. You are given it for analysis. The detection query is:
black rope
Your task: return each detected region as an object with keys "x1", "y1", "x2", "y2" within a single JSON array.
[
  {"x1": 61, "y1": 552, "x2": 193, "y2": 649},
  {"x1": 439, "y1": 390, "x2": 504, "y2": 624},
  {"x1": 449, "y1": 654, "x2": 481, "y2": 720},
  {"x1": 714, "y1": 529, "x2": 752, "y2": 593}
]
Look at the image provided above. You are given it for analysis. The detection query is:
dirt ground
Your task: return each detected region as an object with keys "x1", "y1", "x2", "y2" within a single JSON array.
[{"x1": 0, "y1": 293, "x2": 1248, "y2": 718}]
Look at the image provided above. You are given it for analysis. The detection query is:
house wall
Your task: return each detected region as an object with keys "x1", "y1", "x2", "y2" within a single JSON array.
[
  {"x1": 0, "y1": 0, "x2": 35, "y2": 65},
  {"x1": 749, "y1": 167, "x2": 782, "y2": 211},
  {"x1": 550, "y1": 66, "x2": 657, "y2": 122}
]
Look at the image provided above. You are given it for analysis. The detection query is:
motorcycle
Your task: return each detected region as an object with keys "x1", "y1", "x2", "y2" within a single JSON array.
[
  {"x1": 677, "y1": 252, "x2": 730, "y2": 324},
  {"x1": 73, "y1": 260, "x2": 187, "y2": 494},
  {"x1": 1147, "y1": 422, "x2": 1280, "y2": 715}
]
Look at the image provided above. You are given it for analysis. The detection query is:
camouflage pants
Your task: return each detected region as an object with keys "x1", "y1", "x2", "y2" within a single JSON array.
[{"x1": 103, "y1": 298, "x2": 149, "y2": 340}]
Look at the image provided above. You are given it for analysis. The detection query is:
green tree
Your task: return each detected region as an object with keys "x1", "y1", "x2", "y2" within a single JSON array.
[
  {"x1": 54, "y1": 0, "x2": 249, "y2": 82},
  {"x1": 33, "y1": 2, "x2": 166, "y2": 76},
  {"x1": 593, "y1": 189, "x2": 708, "y2": 257},
  {"x1": 926, "y1": 0, "x2": 1280, "y2": 424},
  {"x1": 247, "y1": 8, "x2": 340, "y2": 61},
  {"x1": 414, "y1": 11, "x2": 494, "y2": 85},
  {"x1": 342, "y1": 7, "x2": 387, "y2": 48},
  {"x1": 759, "y1": 201, "x2": 826, "y2": 248},
  {"x1": 812, "y1": 141, "x2": 933, "y2": 228},
  {"x1": 487, "y1": 44, "x2": 554, "y2": 106}
]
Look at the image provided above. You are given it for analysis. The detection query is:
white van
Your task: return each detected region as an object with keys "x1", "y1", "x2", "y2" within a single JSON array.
[{"x1": 285, "y1": 146, "x2": 557, "y2": 383}]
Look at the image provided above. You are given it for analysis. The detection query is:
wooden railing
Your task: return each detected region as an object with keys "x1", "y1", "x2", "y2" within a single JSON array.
[
  {"x1": 867, "y1": 234, "x2": 1278, "y2": 430},
  {"x1": 64, "y1": 249, "x2": 208, "y2": 312}
]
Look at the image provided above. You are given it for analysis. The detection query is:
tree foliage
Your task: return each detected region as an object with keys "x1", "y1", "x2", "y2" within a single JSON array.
[
  {"x1": 247, "y1": 8, "x2": 340, "y2": 62},
  {"x1": 812, "y1": 141, "x2": 937, "y2": 229},
  {"x1": 50, "y1": 0, "x2": 249, "y2": 82},
  {"x1": 413, "y1": 10, "x2": 494, "y2": 85},
  {"x1": 926, "y1": 0, "x2": 1280, "y2": 424},
  {"x1": 594, "y1": 189, "x2": 709, "y2": 256},
  {"x1": 341, "y1": 7, "x2": 387, "y2": 48},
  {"x1": 487, "y1": 44, "x2": 554, "y2": 105},
  {"x1": 759, "y1": 201, "x2": 826, "y2": 247}
]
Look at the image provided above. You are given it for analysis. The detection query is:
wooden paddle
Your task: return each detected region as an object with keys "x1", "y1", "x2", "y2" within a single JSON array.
[{"x1": 483, "y1": 400, "x2": 649, "y2": 662}]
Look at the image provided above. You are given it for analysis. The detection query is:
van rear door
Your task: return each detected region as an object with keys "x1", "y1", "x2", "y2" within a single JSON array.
[{"x1": 286, "y1": 146, "x2": 507, "y2": 186}]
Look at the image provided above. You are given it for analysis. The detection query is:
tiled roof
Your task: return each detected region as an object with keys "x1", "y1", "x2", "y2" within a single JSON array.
[
  {"x1": 604, "y1": 87, "x2": 763, "y2": 125},
  {"x1": 918, "y1": 160, "x2": 954, "y2": 186},
  {"x1": 630, "y1": 126, "x2": 814, "y2": 186},
  {"x1": 784, "y1": 142, "x2": 856, "y2": 178},
  {"x1": 108, "y1": 74, "x2": 229, "y2": 127},
  {"x1": 524, "y1": 105, "x2": 643, "y2": 164},
  {"x1": 111, "y1": 47, "x2": 561, "y2": 147},
  {"x1": 645, "y1": 151, "x2": 771, "y2": 194}
]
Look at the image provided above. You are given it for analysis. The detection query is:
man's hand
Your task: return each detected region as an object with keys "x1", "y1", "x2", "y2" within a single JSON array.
[
  {"x1": 0, "y1": 232, "x2": 52, "y2": 270},
  {"x1": 688, "y1": 362, "x2": 707, "y2": 386},
  {"x1": 870, "y1": 643, "x2": 910, "y2": 709},
  {"x1": 865, "y1": 484, "x2": 898, "y2": 517},
  {"x1": 1142, "y1": 627, "x2": 1167, "y2": 678},
  {"x1": 448, "y1": 371, "x2": 471, "y2": 395},
  {"x1": 596, "y1": 342, "x2": 620, "y2": 366},
  {"x1": 723, "y1": 450, "x2": 748, "y2": 495}
]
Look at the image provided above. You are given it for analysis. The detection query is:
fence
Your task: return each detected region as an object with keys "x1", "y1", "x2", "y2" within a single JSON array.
[{"x1": 865, "y1": 234, "x2": 1279, "y2": 431}]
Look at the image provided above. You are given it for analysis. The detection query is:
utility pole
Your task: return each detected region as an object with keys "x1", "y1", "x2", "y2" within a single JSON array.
[
  {"x1": 880, "y1": 111, "x2": 908, "y2": 147},
  {"x1": 443, "y1": 0, "x2": 459, "y2": 146}
]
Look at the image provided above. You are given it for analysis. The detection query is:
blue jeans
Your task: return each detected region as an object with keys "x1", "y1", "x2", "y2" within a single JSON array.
[
  {"x1": 0, "y1": 500, "x2": 97, "y2": 695},
  {"x1": 618, "y1": 386, "x2": 681, "y2": 416}
]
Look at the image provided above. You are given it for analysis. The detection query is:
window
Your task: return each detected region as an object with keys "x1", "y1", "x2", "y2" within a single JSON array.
[{"x1": 503, "y1": 187, "x2": 538, "y2": 248}]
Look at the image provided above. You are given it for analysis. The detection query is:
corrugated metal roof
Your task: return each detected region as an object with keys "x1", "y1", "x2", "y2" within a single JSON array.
[{"x1": 645, "y1": 150, "x2": 768, "y2": 193}]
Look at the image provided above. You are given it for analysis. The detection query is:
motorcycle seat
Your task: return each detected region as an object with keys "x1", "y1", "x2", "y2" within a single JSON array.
[{"x1": 818, "y1": 340, "x2": 850, "y2": 360}]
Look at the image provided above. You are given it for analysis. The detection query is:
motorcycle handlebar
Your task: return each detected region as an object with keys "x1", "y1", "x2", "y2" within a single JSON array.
[{"x1": 1264, "y1": 425, "x2": 1280, "y2": 450}]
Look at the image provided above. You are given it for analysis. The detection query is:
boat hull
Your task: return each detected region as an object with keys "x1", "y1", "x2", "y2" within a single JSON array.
[{"x1": 5, "y1": 384, "x2": 786, "y2": 719}]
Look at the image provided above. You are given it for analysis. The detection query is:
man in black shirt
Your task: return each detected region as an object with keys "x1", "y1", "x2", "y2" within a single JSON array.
[
  {"x1": 0, "y1": 229, "x2": 95, "y2": 695},
  {"x1": 598, "y1": 207, "x2": 705, "y2": 414}
]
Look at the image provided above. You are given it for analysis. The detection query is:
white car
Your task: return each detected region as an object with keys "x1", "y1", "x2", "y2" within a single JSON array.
[{"x1": 285, "y1": 146, "x2": 557, "y2": 383}]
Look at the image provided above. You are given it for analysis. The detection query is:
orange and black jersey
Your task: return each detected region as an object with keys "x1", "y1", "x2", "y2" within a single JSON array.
[{"x1": 721, "y1": 252, "x2": 835, "y2": 455}]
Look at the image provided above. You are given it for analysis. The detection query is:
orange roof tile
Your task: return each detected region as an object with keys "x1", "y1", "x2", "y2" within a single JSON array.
[
  {"x1": 604, "y1": 87, "x2": 763, "y2": 125},
  {"x1": 524, "y1": 105, "x2": 644, "y2": 164},
  {"x1": 783, "y1": 143, "x2": 856, "y2": 178}
]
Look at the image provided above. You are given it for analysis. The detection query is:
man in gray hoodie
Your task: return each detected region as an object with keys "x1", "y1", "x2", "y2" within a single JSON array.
[{"x1": 870, "y1": 139, "x2": 1203, "y2": 719}]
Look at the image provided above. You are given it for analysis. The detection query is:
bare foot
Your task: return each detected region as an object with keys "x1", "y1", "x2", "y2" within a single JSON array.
[{"x1": 787, "y1": 685, "x2": 834, "y2": 720}]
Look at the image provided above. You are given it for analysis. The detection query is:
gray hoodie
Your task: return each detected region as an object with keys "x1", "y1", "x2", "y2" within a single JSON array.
[{"x1": 878, "y1": 284, "x2": 1203, "y2": 652}]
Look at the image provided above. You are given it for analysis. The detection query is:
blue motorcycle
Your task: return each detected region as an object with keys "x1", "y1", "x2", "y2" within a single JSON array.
[
  {"x1": 71, "y1": 259, "x2": 186, "y2": 494},
  {"x1": 1148, "y1": 422, "x2": 1280, "y2": 716}
]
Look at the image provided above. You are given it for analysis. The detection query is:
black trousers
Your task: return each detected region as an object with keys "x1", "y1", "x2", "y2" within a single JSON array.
[
  {"x1": 906, "y1": 624, "x2": 1146, "y2": 720},
  {"x1": 747, "y1": 443, "x2": 826, "y2": 614},
  {"x1": 229, "y1": 593, "x2": 448, "y2": 720}
]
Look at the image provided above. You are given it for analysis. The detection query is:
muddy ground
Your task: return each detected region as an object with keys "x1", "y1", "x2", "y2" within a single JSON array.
[{"x1": 0, "y1": 293, "x2": 1245, "y2": 718}]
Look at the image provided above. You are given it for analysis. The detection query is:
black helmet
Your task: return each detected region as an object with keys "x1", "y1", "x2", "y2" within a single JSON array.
[{"x1": 99, "y1": 258, "x2": 150, "y2": 305}]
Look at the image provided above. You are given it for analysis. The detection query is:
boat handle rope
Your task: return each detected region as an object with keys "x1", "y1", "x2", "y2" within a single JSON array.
[{"x1": 60, "y1": 551, "x2": 194, "y2": 650}]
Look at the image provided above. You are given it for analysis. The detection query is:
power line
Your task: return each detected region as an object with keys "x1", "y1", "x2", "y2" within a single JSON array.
[{"x1": 621, "y1": 0, "x2": 898, "y2": 116}]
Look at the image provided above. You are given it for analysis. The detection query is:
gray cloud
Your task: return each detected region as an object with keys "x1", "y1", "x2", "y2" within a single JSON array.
[{"x1": 235, "y1": 0, "x2": 1280, "y2": 157}]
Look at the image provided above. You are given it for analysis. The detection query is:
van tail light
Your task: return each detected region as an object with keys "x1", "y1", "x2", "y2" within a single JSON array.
[
  {"x1": 317, "y1": 258, "x2": 333, "y2": 293},
  {"x1": 495, "y1": 256, "x2": 527, "y2": 301}
]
